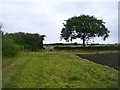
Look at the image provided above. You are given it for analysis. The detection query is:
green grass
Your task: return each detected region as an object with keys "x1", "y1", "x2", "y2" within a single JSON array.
[{"x1": 2, "y1": 51, "x2": 119, "y2": 88}]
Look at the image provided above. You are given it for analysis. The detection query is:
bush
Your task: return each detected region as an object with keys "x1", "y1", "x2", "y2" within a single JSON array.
[
  {"x1": 9, "y1": 32, "x2": 44, "y2": 51},
  {"x1": 2, "y1": 32, "x2": 45, "y2": 58},
  {"x1": 2, "y1": 35, "x2": 21, "y2": 58}
]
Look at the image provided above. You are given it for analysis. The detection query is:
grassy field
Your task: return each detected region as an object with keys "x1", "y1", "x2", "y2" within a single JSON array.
[{"x1": 2, "y1": 51, "x2": 119, "y2": 88}]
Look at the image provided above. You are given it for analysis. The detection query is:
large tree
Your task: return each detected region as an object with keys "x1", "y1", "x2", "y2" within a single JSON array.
[{"x1": 60, "y1": 15, "x2": 110, "y2": 47}]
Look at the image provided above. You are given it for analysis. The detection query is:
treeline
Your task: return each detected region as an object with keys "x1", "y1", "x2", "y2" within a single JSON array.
[
  {"x1": 44, "y1": 43, "x2": 119, "y2": 46},
  {"x1": 44, "y1": 43, "x2": 83, "y2": 46},
  {"x1": 2, "y1": 32, "x2": 45, "y2": 58},
  {"x1": 54, "y1": 45, "x2": 119, "y2": 51}
]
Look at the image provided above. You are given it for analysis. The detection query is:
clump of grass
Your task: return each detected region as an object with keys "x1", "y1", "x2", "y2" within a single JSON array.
[{"x1": 69, "y1": 76, "x2": 80, "y2": 81}]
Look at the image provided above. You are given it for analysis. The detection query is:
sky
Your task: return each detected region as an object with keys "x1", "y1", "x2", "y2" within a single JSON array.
[{"x1": 0, "y1": 0, "x2": 119, "y2": 44}]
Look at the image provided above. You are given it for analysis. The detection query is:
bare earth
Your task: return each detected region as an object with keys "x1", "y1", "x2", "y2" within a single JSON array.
[{"x1": 76, "y1": 53, "x2": 119, "y2": 70}]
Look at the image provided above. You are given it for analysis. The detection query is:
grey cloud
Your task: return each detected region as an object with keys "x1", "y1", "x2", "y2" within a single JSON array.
[{"x1": 0, "y1": 1, "x2": 118, "y2": 44}]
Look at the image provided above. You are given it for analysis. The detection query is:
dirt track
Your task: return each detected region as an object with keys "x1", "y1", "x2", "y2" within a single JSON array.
[{"x1": 76, "y1": 53, "x2": 119, "y2": 70}]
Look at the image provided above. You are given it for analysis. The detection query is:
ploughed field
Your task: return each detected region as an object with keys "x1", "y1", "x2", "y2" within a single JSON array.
[
  {"x1": 2, "y1": 52, "x2": 119, "y2": 88},
  {"x1": 76, "y1": 53, "x2": 119, "y2": 70}
]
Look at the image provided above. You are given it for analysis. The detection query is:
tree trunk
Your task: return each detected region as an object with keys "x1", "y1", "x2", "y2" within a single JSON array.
[{"x1": 83, "y1": 38, "x2": 85, "y2": 47}]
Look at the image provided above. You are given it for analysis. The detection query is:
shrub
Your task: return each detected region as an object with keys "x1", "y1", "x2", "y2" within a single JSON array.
[
  {"x1": 9, "y1": 32, "x2": 44, "y2": 51},
  {"x1": 2, "y1": 35, "x2": 21, "y2": 58},
  {"x1": 2, "y1": 32, "x2": 45, "y2": 58}
]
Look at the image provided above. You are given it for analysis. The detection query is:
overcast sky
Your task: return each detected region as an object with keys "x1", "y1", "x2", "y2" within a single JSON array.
[{"x1": 0, "y1": 0, "x2": 119, "y2": 44}]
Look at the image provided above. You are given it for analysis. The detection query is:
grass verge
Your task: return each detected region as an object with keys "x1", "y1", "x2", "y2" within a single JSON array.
[{"x1": 2, "y1": 52, "x2": 119, "y2": 88}]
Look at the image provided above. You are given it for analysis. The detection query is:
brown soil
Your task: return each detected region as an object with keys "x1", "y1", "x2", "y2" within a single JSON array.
[{"x1": 76, "y1": 53, "x2": 119, "y2": 70}]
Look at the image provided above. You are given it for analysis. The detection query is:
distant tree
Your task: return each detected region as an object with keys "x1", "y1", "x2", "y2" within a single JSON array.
[
  {"x1": 60, "y1": 15, "x2": 110, "y2": 47},
  {"x1": 39, "y1": 35, "x2": 46, "y2": 48},
  {"x1": 74, "y1": 42, "x2": 78, "y2": 45}
]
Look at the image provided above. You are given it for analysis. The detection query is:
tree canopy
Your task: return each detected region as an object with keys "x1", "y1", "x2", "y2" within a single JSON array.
[{"x1": 60, "y1": 15, "x2": 110, "y2": 47}]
